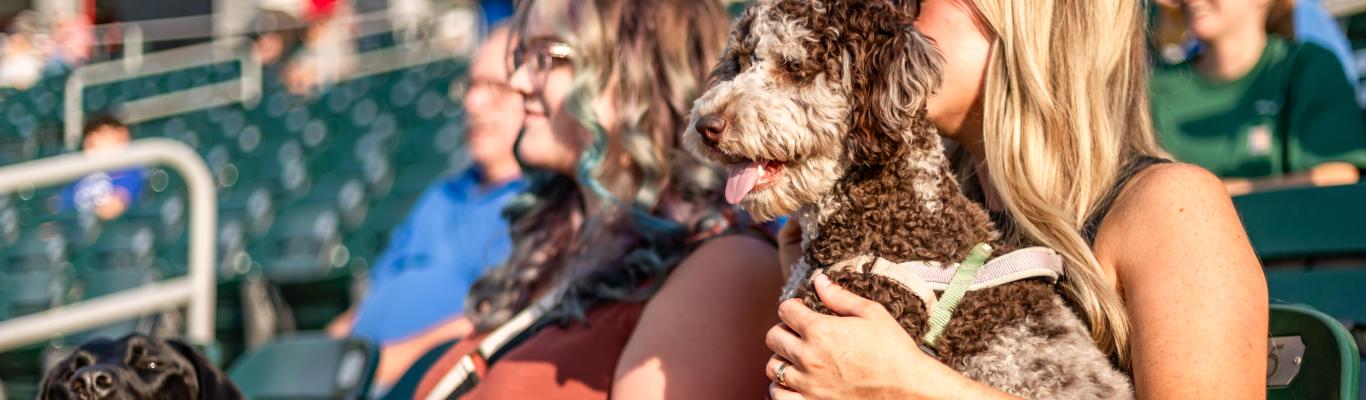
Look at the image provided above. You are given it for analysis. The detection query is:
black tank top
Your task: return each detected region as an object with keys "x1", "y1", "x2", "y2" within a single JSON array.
[{"x1": 1079, "y1": 156, "x2": 1171, "y2": 245}]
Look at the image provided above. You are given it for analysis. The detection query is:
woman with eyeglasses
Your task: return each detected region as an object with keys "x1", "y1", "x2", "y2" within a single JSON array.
[{"x1": 409, "y1": 0, "x2": 782, "y2": 399}]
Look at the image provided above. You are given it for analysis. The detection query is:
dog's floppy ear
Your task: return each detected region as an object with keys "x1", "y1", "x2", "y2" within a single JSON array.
[
  {"x1": 165, "y1": 339, "x2": 243, "y2": 400},
  {"x1": 842, "y1": 0, "x2": 944, "y2": 165}
]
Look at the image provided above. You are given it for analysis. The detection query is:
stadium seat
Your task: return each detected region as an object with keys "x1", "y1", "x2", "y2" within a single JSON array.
[
  {"x1": 228, "y1": 334, "x2": 378, "y2": 400},
  {"x1": 255, "y1": 203, "x2": 346, "y2": 283},
  {"x1": 1233, "y1": 184, "x2": 1366, "y2": 260},
  {"x1": 1235, "y1": 184, "x2": 1366, "y2": 350},
  {"x1": 305, "y1": 176, "x2": 370, "y2": 232},
  {"x1": 0, "y1": 25, "x2": 491, "y2": 399},
  {"x1": 0, "y1": 197, "x2": 19, "y2": 247},
  {"x1": 0, "y1": 265, "x2": 66, "y2": 319},
  {"x1": 85, "y1": 223, "x2": 159, "y2": 270},
  {"x1": 0, "y1": 345, "x2": 45, "y2": 400},
  {"x1": 123, "y1": 191, "x2": 187, "y2": 242},
  {"x1": 0, "y1": 228, "x2": 69, "y2": 318},
  {"x1": 1267, "y1": 303, "x2": 1361, "y2": 400},
  {"x1": 1265, "y1": 268, "x2": 1366, "y2": 325},
  {"x1": 219, "y1": 184, "x2": 277, "y2": 239}
]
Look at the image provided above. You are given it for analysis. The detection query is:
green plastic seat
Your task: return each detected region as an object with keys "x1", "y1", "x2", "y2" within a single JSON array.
[
  {"x1": 0, "y1": 344, "x2": 46, "y2": 400},
  {"x1": 228, "y1": 334, "x2": 378, "y2": 400},
  {"x1": 303, "y1": 176, "x2": 370, "y2": 232},
  {"x1": 1267, "y1": 303, "x2": 1360, "y2": 400},
  {"x1": 1265, "y1": 268, "x2": 1366, "y2": 324},
  {"x1": 1235, "y1": 185, "x2": 1366, "y2": 365},
  {"x1": 1, "y1": 228, "x2": 69, "y2": 316},
  {"x1": 255, "y1": 204, "x2": 346, "y2": 283},
  {"x1": 0, "y1": 266, "x2": 65, "y2": 317},
  {"x1": 1233, "y1": 184, "x2": 1366, "y2": 260},
  {"x1": 85, "y1": 223, "x2": 159, "y2": 269}
]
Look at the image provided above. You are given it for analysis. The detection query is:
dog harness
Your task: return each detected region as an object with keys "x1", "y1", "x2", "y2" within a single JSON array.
[{"x1": 820, "y1": 244, "x2": 1065, "y2": 350}]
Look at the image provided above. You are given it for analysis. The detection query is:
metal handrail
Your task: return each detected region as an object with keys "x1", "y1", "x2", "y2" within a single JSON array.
[
  {"x1": 78, "y1": 11, "x2": 401, "y2": 48},
  {"x1": 0, "y1": 138, "x2": 217, "y2": 351},
  {"x1": 64, "y1": 42, "x2": 261, "y2": 150}
]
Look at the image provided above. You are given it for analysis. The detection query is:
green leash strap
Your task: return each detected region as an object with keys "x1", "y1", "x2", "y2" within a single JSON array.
[{"x1": 920, "y1": 243, "x2": 993, "y2": 348}]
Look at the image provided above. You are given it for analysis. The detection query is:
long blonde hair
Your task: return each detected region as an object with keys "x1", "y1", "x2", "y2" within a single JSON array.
[{"x1": 963, "y1": 0, "x2": 1166, "y2": 370}]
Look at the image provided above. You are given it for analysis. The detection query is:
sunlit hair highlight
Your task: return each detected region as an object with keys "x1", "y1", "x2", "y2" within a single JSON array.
[{"x1": 960, "y1": 0, "x2": 1168, "y2": 371}]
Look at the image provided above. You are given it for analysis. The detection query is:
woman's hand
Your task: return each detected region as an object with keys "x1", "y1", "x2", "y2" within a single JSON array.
[{"x1": 764, "y1": 274, "x2": 1016, "y2": 400}]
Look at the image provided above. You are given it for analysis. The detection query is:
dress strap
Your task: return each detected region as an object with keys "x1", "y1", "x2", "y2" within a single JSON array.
[{"x1": 423, "y1": 280, "x2": 572, "y2": 400}]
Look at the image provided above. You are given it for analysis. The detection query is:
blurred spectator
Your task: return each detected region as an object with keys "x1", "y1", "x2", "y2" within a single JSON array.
[
  {"x1": 247, "y1": 9, "x2": 304, "y2": 67},
  {"x1": 1158, "y1": 0, "x2": 1359, "y2": 87},
  {"x1": 1150, "y1": 0, "x2": 1366, "y2": 195},
  {"x1": 284, "y1": 0, "x2": 358, "y2": 95},
  {"x1": 408, "y1": 0, "x2": 777, "y2": 398},
  {"x1": 324, "y1": 25, "x2": 524, "y2": 387},
  {"x1": 61, "y1": 116, "x2": 146, "y2": 221},
  {"x1": 0, "y1": 11, "x2": 46, "y2": 90},
  {"x1": 48, "y1": 11, "x2": 94, "y2": 69}
]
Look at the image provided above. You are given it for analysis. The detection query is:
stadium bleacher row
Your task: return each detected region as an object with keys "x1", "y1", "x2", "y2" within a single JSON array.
[{"x1": 0, "y1": 48, "x2": 468, "y2": 398}]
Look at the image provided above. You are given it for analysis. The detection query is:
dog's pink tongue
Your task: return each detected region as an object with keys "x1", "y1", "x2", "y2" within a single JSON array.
[{"x1": 725, "y1": 162, "x2": 762, "y2": 204}]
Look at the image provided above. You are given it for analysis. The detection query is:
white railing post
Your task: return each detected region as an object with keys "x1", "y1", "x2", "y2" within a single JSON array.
[
  {"x1": 123, "y1": 24, "x2": 144, "y2": 73},
  {"x1": 63, "y1": 74, "x2": 85, "y2": 151},
  {"x1": 0, "y1": 138, "x2": 217, "y2": 350}
]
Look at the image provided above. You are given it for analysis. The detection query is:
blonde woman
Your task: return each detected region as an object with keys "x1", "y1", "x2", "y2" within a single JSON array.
[
  {"x1": 411, "y1": 0, "x2": 783, "y2": 399},
  {"x1": 765, "y1": 1, "x2": 1267, "y2": 399}
]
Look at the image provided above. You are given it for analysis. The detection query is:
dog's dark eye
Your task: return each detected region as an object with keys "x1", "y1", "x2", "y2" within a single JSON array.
[{"x1": 142, "y1": 360, "x2": 161, "y2": 370}]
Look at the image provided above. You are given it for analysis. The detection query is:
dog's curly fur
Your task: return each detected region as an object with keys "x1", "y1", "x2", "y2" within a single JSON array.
[{"x1": 683, "y1": 0, "x2": 1133, "y2": 398}]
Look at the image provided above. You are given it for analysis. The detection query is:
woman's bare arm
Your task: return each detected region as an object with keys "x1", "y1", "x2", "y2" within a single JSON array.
[
  {"x1": 612, "y1": 235, "x2": 783, "y2": 399},
  {"x1": 1096, "y1": 163, "x2": 1268, "y2": 399}
]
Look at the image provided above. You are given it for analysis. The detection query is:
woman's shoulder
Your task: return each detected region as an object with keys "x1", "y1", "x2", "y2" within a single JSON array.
[
  {"x1": 641, "y1": 232, "x2": 780, "y2": 316},
  {"x1": 1105, "y1": 162, "x2": 1230, "y2": 228},
  {"x1": 1094, "y1": 162, "x2": 1249, "y2": 268},
  {"x1": 668, "y1": 233, "x2": 779, "y2": 288}
]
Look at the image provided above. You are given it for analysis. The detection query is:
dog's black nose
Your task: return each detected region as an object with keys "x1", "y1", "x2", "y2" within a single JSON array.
[
  {"x1": 696, "y1": 115, "x2": 728, "y2": 145},
  {"x1": 70, "y1": 366, "x2": 117, "y2": 398}
]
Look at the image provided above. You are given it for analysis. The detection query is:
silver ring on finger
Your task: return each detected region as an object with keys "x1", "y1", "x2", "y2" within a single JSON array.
[{"x1": 775, "y1": 360, "x2": 790, "y2": 387}]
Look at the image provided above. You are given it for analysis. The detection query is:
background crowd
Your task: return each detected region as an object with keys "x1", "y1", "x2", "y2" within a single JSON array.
[{"x1": 0, "y1": 0, "x2": 1363, "y2": 398}]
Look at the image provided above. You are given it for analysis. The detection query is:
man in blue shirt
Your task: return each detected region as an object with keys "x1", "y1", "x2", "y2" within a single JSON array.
[
  {"x1": 326, "y1": 25, "x2": 524, "y2": 386},
  {"x1": 62, "y1": 116, "x2": 145, "y2": 220}
]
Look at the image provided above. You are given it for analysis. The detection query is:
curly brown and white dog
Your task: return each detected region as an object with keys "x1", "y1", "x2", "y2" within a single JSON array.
[{"x1": 683, "y1": 0, "x2": 1133, "y2": 398}]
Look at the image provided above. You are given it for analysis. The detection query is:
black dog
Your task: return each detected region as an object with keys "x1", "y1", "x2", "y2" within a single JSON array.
[{"x1": 40, "y1": 334, "x2": 242, "y2": 400}]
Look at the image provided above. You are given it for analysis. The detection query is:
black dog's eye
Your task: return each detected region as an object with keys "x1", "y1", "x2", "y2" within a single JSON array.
[{"x1": 142, "y1": 360, "x2": 161, "y2": 370}]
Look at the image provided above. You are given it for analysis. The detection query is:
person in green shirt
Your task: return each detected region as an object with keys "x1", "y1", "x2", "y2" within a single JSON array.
[{"x1": 1150, "y1": 0, "x2": 1366, "y2": 195}]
